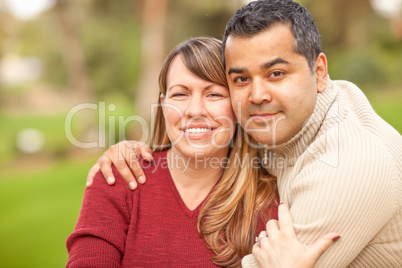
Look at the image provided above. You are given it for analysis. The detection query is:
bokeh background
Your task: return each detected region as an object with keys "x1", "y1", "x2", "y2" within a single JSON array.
[{"x1": 0, "y1": 0, "x2": 401, "y2": 267}]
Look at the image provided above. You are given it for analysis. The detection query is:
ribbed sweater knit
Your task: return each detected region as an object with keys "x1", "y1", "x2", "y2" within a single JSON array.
[
  {"x1": 66, "y1": 150, "x2": 276, "y2": 267},
  {"x1": 242, "y1": 78, "x2": 402, "y2": 267}
]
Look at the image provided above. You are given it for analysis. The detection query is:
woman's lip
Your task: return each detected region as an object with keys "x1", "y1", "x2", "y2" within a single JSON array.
[
  {"x1": 181, "y1": 125, "x2": 215, "y2": 132},
  {"x1": 181, "y1": 128, "x2": 216, "y2": 139},
  {"x1": 182, "y1": 124, "x2": 213, "y2": 129}
]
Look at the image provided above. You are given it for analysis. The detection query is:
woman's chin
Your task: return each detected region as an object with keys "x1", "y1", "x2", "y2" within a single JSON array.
[{"x1": 172, "y1": 144, "x2": 228, "y2": 161}]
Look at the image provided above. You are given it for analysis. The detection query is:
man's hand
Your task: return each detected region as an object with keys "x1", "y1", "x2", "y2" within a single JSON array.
[
  {"x1": 86, "y1": 141, "x2": 153, "y2": 190},
  {"x1": 253, "y1": 204, "x2": 341, "y2": 268}
]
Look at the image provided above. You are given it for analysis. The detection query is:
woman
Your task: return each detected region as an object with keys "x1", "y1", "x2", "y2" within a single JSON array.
[
  {"x1": 66, "y1": 37, "x2": 277, "y2": 268},
  {"x1": 71, "y1": 37, "x2": 339, "y2": 268}
]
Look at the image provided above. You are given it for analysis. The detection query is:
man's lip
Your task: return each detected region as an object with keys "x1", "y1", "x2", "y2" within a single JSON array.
[
  {"x1": 251, "y1": 112, "x2": 279, "y2": 117},
  {"x1": 249, "y1": 112, "x2": 280, "y2": 122}
]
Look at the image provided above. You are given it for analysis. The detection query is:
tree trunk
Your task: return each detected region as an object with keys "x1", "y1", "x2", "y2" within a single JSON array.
[
  {"x1": 54, "y1": 0, "x2": 93, "y2": 103},
  {"x1": 135, "y1": 0, "x2": 169, "y2": 121},
  {"x1": 54, "y1": 0, "x2": 99, "y2": 150}
]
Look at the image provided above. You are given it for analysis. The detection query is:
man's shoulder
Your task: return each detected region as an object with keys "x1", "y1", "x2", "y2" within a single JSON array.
[
  {"x1": 301, "y1": 114, "x2": 400, "y2": 188},
  {"x1": 329, "y1": 79, "x2": 401, "y2": 157},
  {"x1": 314, "y1": 83, "x2": 402, "y2": 173},
  {"x1": 310, "y1": 125, "x2": 400, "y2": 175}
]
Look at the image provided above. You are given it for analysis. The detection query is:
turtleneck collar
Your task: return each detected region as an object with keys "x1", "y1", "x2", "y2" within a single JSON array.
[{"x1": 262, "y1": 78, "x2": 338, "y2": 176}]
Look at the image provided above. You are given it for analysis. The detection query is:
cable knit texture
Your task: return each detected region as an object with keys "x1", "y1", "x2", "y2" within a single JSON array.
[{"x1": 242, "y1": 79, "x2": 402, "y2": 268}]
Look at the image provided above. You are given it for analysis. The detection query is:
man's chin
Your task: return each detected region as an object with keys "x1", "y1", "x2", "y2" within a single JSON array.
[{"x1": 247, "y1": 133, "x2": 285, "y2": 147}]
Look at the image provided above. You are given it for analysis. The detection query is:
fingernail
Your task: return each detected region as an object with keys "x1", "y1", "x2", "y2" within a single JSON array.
[
  {"x1": 86, "y1": 181, "x2": 91, "y2": 187},
  {"x1": 332, "y1": 235, "x2": 341, "y2": 242},
  {"x1": 129, "y1": 181, "x2": 136, "y2": 190},
  {"x1": 138, "y1": 176, "x2": 145, "y2": 183},
  {"x1": 145, "y1": 153, "x2": 153, "y2": 161},
  {"x1": 107, "y1": 176, "x2": 115, "y2": 184}
]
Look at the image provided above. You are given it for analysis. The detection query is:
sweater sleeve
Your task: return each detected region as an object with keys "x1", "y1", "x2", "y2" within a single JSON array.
[
  {"x1": 66, "y1": 167, "x2": 134, "y2": 268},
  {"x1": 286, "y1": 132, "x2": 400, "y2": 267}
]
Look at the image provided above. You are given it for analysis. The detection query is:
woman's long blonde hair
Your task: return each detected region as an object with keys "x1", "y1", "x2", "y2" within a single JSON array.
[{"x1": 151, "y1": 37, "x2": 277, "y2": 267}]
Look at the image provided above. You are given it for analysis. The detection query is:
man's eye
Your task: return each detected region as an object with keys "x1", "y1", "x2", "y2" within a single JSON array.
[
  {"x1": 234, "y1": 76, "x2": 249, "y2": 83},
  {"x1": 270, "y1": 71, "x2": 284, "y2": 78}
]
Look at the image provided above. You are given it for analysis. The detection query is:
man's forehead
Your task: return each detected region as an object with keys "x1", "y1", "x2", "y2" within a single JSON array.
[
  {"x1": 225, "y1": 24, "x2": 294, "y2": 50},
  {"x1": 225, "y1": 34, "x2": 249, "y2": 49},
  {"x1": 224, "y1": 27, "x2": 300, "y2": 70}
]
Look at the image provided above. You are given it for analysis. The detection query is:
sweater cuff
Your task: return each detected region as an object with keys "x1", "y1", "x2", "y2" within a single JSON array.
[{"x1": 241, "y1": 254, "x2": 260, "y2": 268}]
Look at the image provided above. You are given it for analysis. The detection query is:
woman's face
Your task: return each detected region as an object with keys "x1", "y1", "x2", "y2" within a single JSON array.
[{"x1": 161, "y1": 55, "x2": 236, "y2": 160}]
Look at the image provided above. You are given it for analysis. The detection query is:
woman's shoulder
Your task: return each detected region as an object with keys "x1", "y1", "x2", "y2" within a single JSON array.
[{"x1": 138, "y1": 149, "x2": 169, "y2": 174}]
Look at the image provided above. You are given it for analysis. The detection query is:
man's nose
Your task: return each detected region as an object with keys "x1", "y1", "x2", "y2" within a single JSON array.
[{"x1": 249, "y1": 79, "x2": 272, "y2": 104}]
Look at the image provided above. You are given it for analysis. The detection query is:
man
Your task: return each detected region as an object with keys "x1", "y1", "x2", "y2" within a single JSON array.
[
  {"x1": 87, "y1": 0, "x2": 401, "y2": 267},
  {"x1": 221, "y1": 1, "x2": 401, "y2": 267}
]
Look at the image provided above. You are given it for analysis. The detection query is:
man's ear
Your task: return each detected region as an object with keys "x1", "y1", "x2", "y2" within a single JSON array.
[{"x1": 315, "y1": 53, "x2": 328, "y2": 93}]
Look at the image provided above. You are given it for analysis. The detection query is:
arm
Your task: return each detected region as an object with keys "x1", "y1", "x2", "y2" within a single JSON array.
[
  {"x1": 66, "y1": 168, "x2": 134, "y2": 267},
  {"x1": 86, "y1": 140, "x2": 153, "y2": 190},
  {"x1": 250, "y1": 204, "x2": 340, "y2": 268},
  {"x1": 281, "y1": 145, "x2": 399, "y2": 267}
]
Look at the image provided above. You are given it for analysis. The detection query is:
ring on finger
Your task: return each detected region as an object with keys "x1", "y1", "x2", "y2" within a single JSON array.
[{"x1": 255, "y1": 232, "x2": 268, "y2": 243}]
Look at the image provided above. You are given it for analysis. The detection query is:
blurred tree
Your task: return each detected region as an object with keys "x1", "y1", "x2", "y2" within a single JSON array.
[
  {"x1": 300, "y1": 0, "x2": 375, "y2": 50},
  {"x1": 166, "y1": 0, "x2": 239, "y2": 46},
  {"x1": 299, "y1": 0, "x2": 402, "y2": 88},
  {"x1": 135, "y1": 0, "x2": 169, "y2": 120},
  {"x1": 54, "y1": 0, "x2": 93, "y2": 103},
  {"x1": 78, "y1": 0, "x2": 142, "y2": 100}
]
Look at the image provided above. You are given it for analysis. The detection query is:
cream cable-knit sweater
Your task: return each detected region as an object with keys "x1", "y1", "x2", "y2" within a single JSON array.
[{"x1": 242, "y1": 79, "x2": 402, "y2": 268}]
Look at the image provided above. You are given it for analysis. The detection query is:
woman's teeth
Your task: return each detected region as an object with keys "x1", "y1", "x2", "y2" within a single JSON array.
[{"x1": 184, "y1": 128, "x2": 211, "y2": 133}]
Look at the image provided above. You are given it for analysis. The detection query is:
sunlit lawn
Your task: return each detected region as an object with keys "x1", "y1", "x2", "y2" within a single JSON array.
[
  {"x1": 0, "y1": 89, "x2": 400, "y2": 268},
  {"x1": 366, "y1": 89, "x2": 402, "y2": 133},
  {"x1": 0, "y1": 159, "x2": 92, "y2": 268}
]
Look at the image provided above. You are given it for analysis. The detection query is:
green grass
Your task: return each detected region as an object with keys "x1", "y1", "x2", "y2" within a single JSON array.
[
  {"x1": 0, "y1": 159, "x2": 94, "y2": 268},
  {"x1": 0, "y1": 113, "x2": 68, "y2": 162},
  {"x1": 366, "y1": 89, "x2": 402, "y2": 134}
]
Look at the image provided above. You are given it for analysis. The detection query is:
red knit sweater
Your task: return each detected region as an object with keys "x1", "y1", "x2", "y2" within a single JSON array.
[{"x1": 66, "y1": 150, "x2": 277, "y2": 267}]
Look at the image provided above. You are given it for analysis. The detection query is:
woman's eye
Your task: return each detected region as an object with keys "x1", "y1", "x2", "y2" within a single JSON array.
[
  {"x1": 172, "y1": 93, "x2": 187, "y2": 98},
  {"x1": 208, "y1": 93, "x2": 224, "y2": 98}
]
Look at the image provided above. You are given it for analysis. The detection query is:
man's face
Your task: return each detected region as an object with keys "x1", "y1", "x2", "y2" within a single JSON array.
[{"x1": 225, "y1": 23, "x2": 327, "y2": 146}]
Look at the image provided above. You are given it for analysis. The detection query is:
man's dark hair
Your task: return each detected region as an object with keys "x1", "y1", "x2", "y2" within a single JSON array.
[{"x1": 222, "y1": 0, "x2": 321, "y2": 72}]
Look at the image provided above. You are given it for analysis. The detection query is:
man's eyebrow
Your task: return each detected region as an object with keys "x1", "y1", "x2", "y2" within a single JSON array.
[
  {"x1": 227, "y1": 67, "x2": 246, "y2": 76},
  {"x1": 227, "y1": 58, "x2": 289, "y2": 75},
  {"x1": 261, "y1": 58, "x2": 289, "y2": 69}
]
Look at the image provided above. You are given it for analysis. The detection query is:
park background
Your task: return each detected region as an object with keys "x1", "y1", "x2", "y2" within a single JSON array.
[{"x1": 0, "y1": 0, "x2": 401, "y2": 267}]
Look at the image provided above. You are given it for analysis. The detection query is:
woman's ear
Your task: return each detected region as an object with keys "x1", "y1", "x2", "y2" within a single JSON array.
[
  {"x1": 160, "y1": 93, "x2": 165, "y2": 108},
  {"x1": 159, "y1": 94, "x2": 166, "y2": 120},
  {"x1": 315, "y1": 53, "x2": 328, "y2": 93}
]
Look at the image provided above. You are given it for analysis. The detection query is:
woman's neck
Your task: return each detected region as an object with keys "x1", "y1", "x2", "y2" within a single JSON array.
[{"x1": 167, "y1": 148, "x2": 227, "y2": 210}]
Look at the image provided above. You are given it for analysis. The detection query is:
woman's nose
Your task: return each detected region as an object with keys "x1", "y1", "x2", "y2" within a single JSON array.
[{"x1": 186, "y1": 94, "x2": 206, "y2": 118}]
